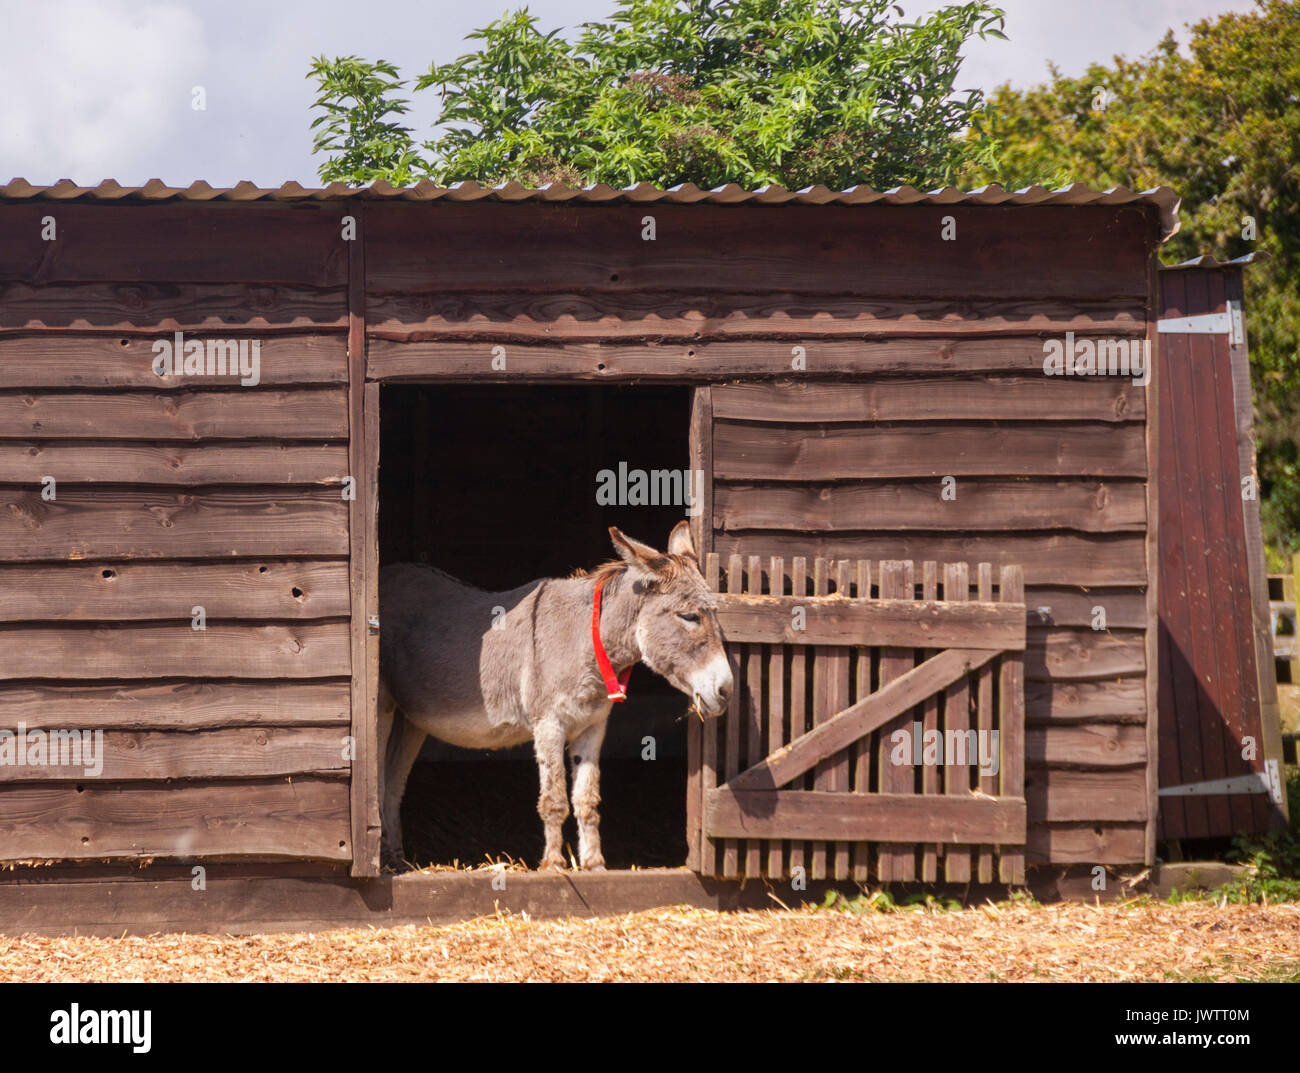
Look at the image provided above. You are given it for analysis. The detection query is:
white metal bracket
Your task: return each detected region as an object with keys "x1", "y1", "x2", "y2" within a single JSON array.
[
  {"x1": 1159, "y1": 762, "x2": 1283, "y2": 807},
  {"x1": 1157, "y1": 312, "x2": 1231, "y2": 334},
  {"x1": 1156, "y1": 301, "x2": 1244, "y2": 345},
  {"x1": 1266, "y1": 758, "x2": 1283, "y2": 806}
]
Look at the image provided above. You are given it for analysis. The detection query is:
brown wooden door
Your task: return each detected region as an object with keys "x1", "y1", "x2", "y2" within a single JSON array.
[
  {"x1": 1156, "y1": 263, "x2": 1287, "y2": 839},
  {"x1": 687, "y1": 555, "x2": 1027, "y2": 884}
]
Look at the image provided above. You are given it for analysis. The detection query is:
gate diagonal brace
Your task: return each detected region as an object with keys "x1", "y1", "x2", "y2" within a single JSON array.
[{"x1": 729, "y1": 647, "x2": 996, "y2": 791}]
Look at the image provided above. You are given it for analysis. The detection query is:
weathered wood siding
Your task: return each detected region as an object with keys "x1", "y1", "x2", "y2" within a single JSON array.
[
  {"x1": 0, "y1": 203, "x2": 353, "y2": 863},
  {"x1": 708, "y1": 373, "x2": 1152, "y2": 864},
  {"x1": 365, "y1": 200, "x2": 1160, "y2": 867},
  {"x1": 0, "y1": 196, "x2": 1161, "y2": 872}
]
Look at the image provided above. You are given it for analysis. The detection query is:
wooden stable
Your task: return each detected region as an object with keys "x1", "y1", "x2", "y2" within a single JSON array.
[{"x1": 0, "y1": 176, "x2": 1272, "y2": 931}]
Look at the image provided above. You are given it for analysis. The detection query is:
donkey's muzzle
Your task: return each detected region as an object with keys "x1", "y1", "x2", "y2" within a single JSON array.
[{"x1": 691, "y1": 658, "x2": 734, "y2": 718}]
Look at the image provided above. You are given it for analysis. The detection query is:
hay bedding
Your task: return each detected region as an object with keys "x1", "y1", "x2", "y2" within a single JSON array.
[{"x1": 1, "y1": 901, "x2": 1297, "y2": 982}]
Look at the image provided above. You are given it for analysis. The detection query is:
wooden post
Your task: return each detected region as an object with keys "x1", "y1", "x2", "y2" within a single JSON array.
[
  {"x1": 941, "y1": 562, "x2": 971, "y2": 883},
  {"x1": 766, "y1": 555, "x2": 787, "y2": 879},
  {"x1": 919, "y1": 561, "x2": 940, "y2": 883},
  {"x1": 684, "y1": 390, "x2": 714, "y2": 873},
  {"x1": 1225, "y1": 264, "x2": 1288, "y2": 828},
  {"x1": 1142, "y1": 240, "x2": 1162, "y2": 866},
  {"x1": 745, "y1": 554, "x2": 764, "y2": 879},
  {"x1": 723, "y1": 554, "x2": 744, "y2": 878},
  {"x1": 787, "y1": 557, "x2": 809, "y2": 881},
  {"x1": 976, "y1": 563, "x2": 995, "y2": 884},
  {"x1": 698, "y1": 553, "x2": 723, "y2": 877},
  {"x1": 1291, "y1": 553, "x2": 1300, "y2": 689},
  {"x1": 999, "y1": 565, "x2": 1026, "y2": 885},
  {"x1": 347, "y1": 204, "x2": 381, "y2": 877}
]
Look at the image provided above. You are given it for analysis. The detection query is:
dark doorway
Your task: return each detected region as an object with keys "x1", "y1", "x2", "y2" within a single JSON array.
[{"x1": 378, "y1": 383, "x2": 695, "y2": 869}]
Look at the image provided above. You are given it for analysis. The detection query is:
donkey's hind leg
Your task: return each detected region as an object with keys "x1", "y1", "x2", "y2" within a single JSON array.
[
  {"x1": 533, "y1": 719, "x2": 570, "y2": 871},
  {"x1": 380, "y1": 698, "x2": 426, "y2": 870},
  {"x1": 378, "y1": 678, "x2": 398, "y2": 793},
  {"x1": 377, "y1": 678, "x2": 399, "y2": 860}
]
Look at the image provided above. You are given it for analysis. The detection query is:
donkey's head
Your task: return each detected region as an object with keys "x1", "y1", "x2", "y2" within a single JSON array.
[{"x1": 609, "y1": 522, "x2": 733, "y2": 717}]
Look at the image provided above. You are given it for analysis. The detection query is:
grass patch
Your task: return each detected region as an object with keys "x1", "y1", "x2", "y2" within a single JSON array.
[
  {"x1": 817, "y1": 889, "x2": 965, "y2": 914},
  {"x1": 1164, "y1": 958, "x2": 1300, "y2": 983},
  {"x1": 1168, "y1": 766, "x2": 1300, "y2": 905}
]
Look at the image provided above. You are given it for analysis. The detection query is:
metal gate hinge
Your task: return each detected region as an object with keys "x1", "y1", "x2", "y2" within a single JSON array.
[
  {"x1": 1158, "y1": 761, "x2": 1283, "y2": 806},
  {"x1": 1157, "y1": 301, "x2": 1244, "y2": 345},
  {"x1": 1229, "y1": 299, "x2": 1245, "y2": 345}
]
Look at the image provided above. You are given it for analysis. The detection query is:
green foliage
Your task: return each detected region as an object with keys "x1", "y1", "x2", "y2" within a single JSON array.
[
  {"x1": 1166, "y1": 767, "x2": 1300, "y2": 904},
  {"x1": 308, "y1": 0, "x2": 1008, "y2": 191},
  {"x1": 1220, "y1": 765, "x2": 1300, "y2": 902},
  {"x1": 308, "y1": 56, "x2": 425, "y2": 186},
  {"x1": 961, "y1": 0, "x2": 1300, "y2": 561},
  {"x1": 818, "y1": 889, "x2": 964, "y2": 913}
]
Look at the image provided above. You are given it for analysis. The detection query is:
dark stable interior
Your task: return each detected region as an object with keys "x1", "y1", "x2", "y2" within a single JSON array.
[{"x1": 379, "y1": 383, "x2": 694, "y2": 869}]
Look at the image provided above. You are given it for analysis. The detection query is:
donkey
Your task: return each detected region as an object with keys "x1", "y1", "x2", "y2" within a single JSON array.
[{"x1": 377, "y1": 521, "x2": 733, "y2": 871}]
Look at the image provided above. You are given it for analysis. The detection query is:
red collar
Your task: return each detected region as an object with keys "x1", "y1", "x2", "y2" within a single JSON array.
[{"x1": 592, "y1": 574, "x2": 635, "y2": 702}]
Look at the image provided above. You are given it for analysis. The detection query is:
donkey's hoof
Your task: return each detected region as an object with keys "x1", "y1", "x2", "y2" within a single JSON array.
[
  {"x1": 581, "y1": 856, "x2": 607, "y2": 872},
  {"x1": 538, "y1": 854, "x2": 567, "y2": 872}
]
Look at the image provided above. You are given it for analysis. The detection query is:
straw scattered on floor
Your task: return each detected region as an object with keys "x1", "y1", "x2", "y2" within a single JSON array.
[{"x1": 3, "y1": 900, "x2": 1299, "y2": 982}]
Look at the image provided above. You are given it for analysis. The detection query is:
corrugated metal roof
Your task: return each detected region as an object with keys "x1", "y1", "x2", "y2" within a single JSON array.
[
  {"x1": 0, "y1": 177, "x2": 1182, "y2": 240},
  {"x1": 1161, "y1": 251, "x2": 1266, "y2": 270}
]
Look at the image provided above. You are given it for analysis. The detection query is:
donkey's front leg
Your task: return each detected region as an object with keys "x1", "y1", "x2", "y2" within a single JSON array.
[
  {"x1": 568, "y1": 721, "x2": 608, "y2": 871},
  {"x1": 532, "y1": 720, "x2": 569, "y2": 871}
]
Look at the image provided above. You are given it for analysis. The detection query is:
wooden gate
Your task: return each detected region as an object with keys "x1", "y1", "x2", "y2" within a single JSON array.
[{"x1": 687, "y1": 556, "x2": 1028, "y2": 884}]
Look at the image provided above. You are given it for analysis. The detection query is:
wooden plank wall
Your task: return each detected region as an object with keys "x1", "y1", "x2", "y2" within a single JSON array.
[
  {"x1": 364, "y1": 199, "x2": 1160, "y2": 868},
  {"x1": 0, "y1": 197, "x2": 1162, "y2": 873},
  {"x1": 0, "y1": 203, "x2": 354, "y2": 863},
  {"x1": 710, "y1": 378, "x2": 1153, "y2": 866},
  {"x1": 1156, "y1": 266, "x2": 1280, "y2": 839}
]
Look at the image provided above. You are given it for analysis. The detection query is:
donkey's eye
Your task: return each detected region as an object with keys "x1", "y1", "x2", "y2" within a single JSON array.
[{"x1": 677, "y1": 612, "x2": 701, "y2": 625}]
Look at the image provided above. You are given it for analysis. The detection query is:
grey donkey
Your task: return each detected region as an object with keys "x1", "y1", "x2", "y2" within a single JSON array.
[{"x1": 377, "y1": 521, "x2": 734, "y2": 871}]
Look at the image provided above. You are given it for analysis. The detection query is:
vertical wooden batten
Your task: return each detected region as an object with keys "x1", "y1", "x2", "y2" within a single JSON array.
[
  {"x1": 685, "y1": 387, "x2": 714, "y2": 872},
  {"x1": 1143, "y1": 236, "x2": 1162, "y2": 866},
  {"x1": 348, "y1": 203, "x2": 382, "y2": 876},
  {"x1": 1225, "y1": 267, "x2": 1288, "y2": 828}
]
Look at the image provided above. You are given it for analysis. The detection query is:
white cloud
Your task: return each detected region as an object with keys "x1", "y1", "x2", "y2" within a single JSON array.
[
  {"x1": 0, "y1": 1, "x2": 206, "y2": 182},
  {"x1": 942, "y1": 0, "x2": 1260, "y2": 95},
  {"x1": 0, "y1": 0, "x2": 1265, "y2": 187}
]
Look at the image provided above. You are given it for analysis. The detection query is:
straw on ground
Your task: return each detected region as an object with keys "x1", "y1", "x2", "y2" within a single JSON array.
[{"x1": 3, "y1": 900, "x2": 1298, "y2": 982}]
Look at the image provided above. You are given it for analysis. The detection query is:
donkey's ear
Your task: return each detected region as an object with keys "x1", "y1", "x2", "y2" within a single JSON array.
[
  {"x1": 667, "y1": 520, "x2": 697, "y2": 560},
  {"x1": 609, "y1": 526, "x2": 670, "y2": 573}
]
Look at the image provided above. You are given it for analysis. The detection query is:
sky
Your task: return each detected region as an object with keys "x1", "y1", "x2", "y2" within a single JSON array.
[{"x1": 0, "y1": 0, "x2": 1259, "y2": 188}]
